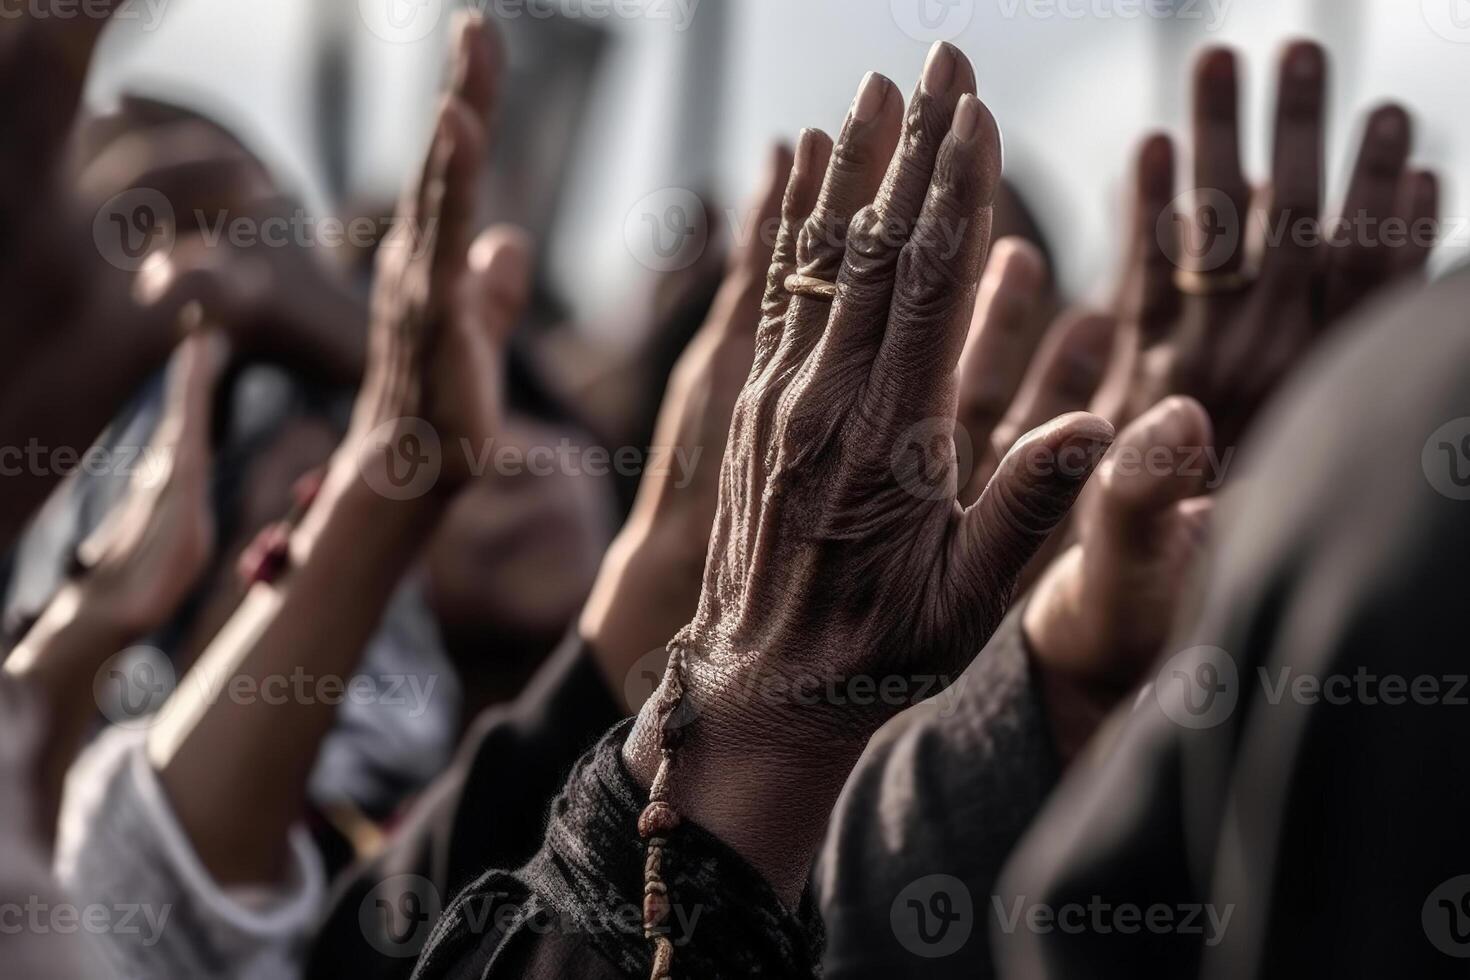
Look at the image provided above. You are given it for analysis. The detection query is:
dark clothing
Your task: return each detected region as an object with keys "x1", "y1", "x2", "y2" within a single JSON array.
[
  {"x1": 817, "y1": 608, "x2": 1062, "y2": 979},
  {"x1": 1001, "y1": 270, "x2": 1470, "y2": 978},
  {"x1": 306, "y1": 633, "x2": 623, "y2": 979},
  {"x1": 410, "y1": 721, "x2": 824, "y2": 979}
]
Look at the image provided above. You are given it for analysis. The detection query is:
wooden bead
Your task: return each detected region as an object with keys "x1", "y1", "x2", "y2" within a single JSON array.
[
  {"x1": 651, "y1": 936, "x2": 674, "y2": 978},
  {"x1": 639, "y1": 801, "x2": 681, "y2": 838},
  {"x1": 643, "y1": 890, "x2": 671, "y2": 931}
]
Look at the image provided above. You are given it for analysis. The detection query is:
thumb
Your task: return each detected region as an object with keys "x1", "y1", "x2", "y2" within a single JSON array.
[
  {"x1": 466, "y1": 223, "x2": 534, "y2": 345},
  {"x1": 157, "y1": 322, "x2": 231, "y2": 467},
  {"x1": 957, "y1": 411, "x2": 1114, "y2": 608},
  {"x1": 1093, "y1": 395, "x2": 1214, "y2": 552}
]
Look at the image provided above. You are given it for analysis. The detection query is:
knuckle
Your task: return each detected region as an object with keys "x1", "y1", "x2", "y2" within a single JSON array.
[
  {"x1": 842, "y1": 205, "x2": 904, "y2": 280},
  {"x1": 796, "y1": 207, "x2": 850, "y2": 279},
  {"x1": 892, "y1": 235, "x2": 968, "y2": 321}
]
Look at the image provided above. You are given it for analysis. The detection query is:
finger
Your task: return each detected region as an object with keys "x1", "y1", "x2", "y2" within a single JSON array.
[
  {"x1": 703, "y1": 145, "x2": 794, "y2": 346},
  {"x1": 1324, "y1": 104, "x2": 1412, "y2": 321},
  {"x1": 449, "y1": 11, "x2": 503, "y2": 122},
  {"x1": 770, "y1": 69, "x2": 902, "y2": 373},
  {"x1": 80, "y1": 124, "x2": 275, "y2": 218},
  {"x1": 956, "y1": 412, "x2": 1115, "y2": 614},
  {"x1": 465, "y1": 224, "x2": 534, "y2": 345},
  {"x1": 1397, "y1": 169, "x2": 1439, "y2": 276},
  {"x1": 159, "y1": 327, "x2": 232, "y2": 466},
  {"x1": 1188, "y1": 49, "x2": 1251, "y2": 280},
  {"x1": 866, "y1": 92, "x2": 1001, "y2": 423},
  {"x1": 818, "y1": 42, "x2": 976, "y2": 373},
  {"x1": 988, "y1": 311, "x2": 1114, "y2": 467},
  {"x1": 750, "y1": 129, "x2": 831, "y2": 379},
  {"x1": 730, "y1": 143, "x2": 795, "y2": 284},
  {"x1": 419, "y1": 99, "x2": 489, "y2": 307},
  {"x1": 1121, "y1": 133, "x2": 1181, "y2": 340},
  {"x1": 955, "y1": 239, "x2": 1049, "y2": 487},
  {"x1": 1260, "y1": 41, "x2": 1326, "y2": 281},
  {"x1": 1095, "y1": 395, "x2": 1213, "y2": 539}
]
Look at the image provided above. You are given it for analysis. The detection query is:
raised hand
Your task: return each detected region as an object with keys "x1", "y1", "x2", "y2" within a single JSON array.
[
  {"x1": 580, "y1": 144, "x2": 794, "y2": 705},
  {"x1": 3, "y1": 328, "x2": 227, "y2": 843},
  {"x1": 141, "y1": 13, "x2": 529, "y2": 885},
  {"x1": 954, "y1": 241, "x2": 1114, "y2": 506},
  {"x1": 1097, "y1": 42, "x2": 1437, "y2": 446},
  {"x1": 1023, "y1": 396, "x2": 1215, "y2": 761},
  {"x1": 624, "y1": 45, "x2": 1113, "y2": 900}
]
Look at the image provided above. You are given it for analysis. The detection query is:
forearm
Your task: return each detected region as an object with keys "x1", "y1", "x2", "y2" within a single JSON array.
[
  {"x1": 4, "y1": 585, "x2": 134, "y2": 847},
  {"x1": 147, "y1": 453, "x2": 444, "y2": 884}
]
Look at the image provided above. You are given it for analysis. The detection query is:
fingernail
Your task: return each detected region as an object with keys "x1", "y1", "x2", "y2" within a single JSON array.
[
  {"x1": 794, "y1": 128, "x2": 822, "y2": 179},
  {"x1": 452, "y1": 12, "x2": 478, "y2": 76},
  {"x1": 1372, "y1": 105, "x2": 1408, "y2": 143},
  {"x1": 922, "y1": 41, "x2": 957, "y2": 95},
  {"x1": 1061, "y1": 420, "x2": 1116, "y2": 465},
  {"x1": 952, "y1": 93, "x2": 981, "y2": 141},
  {"x1": 1287, "y1": 42, "x2": 1322, "y2": 82},
  {"x1": 852, "y1": 71, "x2": 887, "y2": 124}
]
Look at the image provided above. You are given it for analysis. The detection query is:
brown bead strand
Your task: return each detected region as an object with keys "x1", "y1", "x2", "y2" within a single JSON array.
[{"x1": 639, "y1": 646, "x2": 689, "y2": 980}]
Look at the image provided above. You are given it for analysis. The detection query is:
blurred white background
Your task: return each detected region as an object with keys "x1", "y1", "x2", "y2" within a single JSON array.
[{"x1": 86, "y1": 0, "x2": 1470, "y2": 340}]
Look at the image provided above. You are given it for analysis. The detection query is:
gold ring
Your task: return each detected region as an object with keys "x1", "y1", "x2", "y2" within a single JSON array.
[
  {"x1": 784, "y1": 273, "x2": 838, "y2": 301},
  {"x1": 1174, "y1": 268, "x2": 1254, "y2": 296}
]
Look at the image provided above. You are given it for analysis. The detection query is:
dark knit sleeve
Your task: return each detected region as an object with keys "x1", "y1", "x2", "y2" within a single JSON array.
[
  {"x1": 816, "y1": 608, "x2": 1062, "y2": 980},
  {"x1": 411, "y1": 720, "x2": 825, "y2": 980},
  {"x1": 307, "y1": 631, "x2": 625, "y2": 980}
]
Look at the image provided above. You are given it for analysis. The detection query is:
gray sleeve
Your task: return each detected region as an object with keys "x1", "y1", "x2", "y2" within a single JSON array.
[
  {"x1": 54, "y1": 726, "x2": 326, "y2": 980},
  {"x1": 816, "y1": 607, "x2": 1061, "y2": 980}
]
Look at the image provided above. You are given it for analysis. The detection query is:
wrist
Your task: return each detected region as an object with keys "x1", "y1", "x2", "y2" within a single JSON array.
[
  {"x1": 621, "y1": 641, "x2": 872, "y2": 905},
  {"x1": 4, "y1": 583, "x2": 134, "y2": 687},
  {"x1": 580, "y1": 522, "x2": 705, "y2": 706}
]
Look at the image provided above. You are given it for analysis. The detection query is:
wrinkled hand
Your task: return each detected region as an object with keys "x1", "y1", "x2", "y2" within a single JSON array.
[
  {"x1": 1098, "y1": 42, "x2": 1437, "y2": 446},
  {"x1": 580, "y1": 145, "x2": 793, "y2": 704},
  {"x1": 625, "y1": 46, "x2": 1113, "y2": 898},
  {"x1": 1023, "y1": 396, "x2": 1214, "y2": 760},
  {"x1": 68, "y1": 329, "x2": 227, "y2": 637}
]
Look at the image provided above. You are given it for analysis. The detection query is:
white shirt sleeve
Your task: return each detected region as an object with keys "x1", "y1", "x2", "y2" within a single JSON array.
[{"x1": 54, "y1": 726, "x2": 325, "y2": 980}]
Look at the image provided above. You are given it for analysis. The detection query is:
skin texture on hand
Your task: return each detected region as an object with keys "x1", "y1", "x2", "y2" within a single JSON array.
[
  {"x1": 623, "y1": 46, "x2": 1113, "y2": 903},
  {"x1": 580, "y1": 144, "x2": 794, "y2": 709},
  {"x1": 1095, "y1": 42, "x2": 1438, "y2": 448}
]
